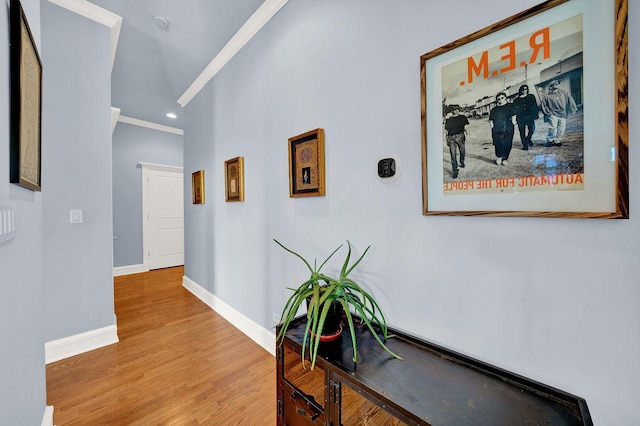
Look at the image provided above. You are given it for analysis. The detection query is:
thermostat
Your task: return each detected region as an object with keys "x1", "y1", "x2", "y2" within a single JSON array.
[{"x1": 377, "y1": 157, "x2": 400, "y2": 183}]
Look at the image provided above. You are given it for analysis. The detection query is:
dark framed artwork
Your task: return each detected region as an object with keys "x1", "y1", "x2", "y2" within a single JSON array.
[
  {"x1": 10, "y1": 0, "x2": 43, "y2": 191},
  {"x1": 420, "y1": 0, "x2": 628, "y2": 218},
  {"x1": 224, "y1": 157, "x2": 244, "y2": 202},
  {"x1": 192, "y1": 170, "x2": 205, "y2": 204},
  {"x1": 288, "y1": 128, "x2": 325, "y2": 198}
]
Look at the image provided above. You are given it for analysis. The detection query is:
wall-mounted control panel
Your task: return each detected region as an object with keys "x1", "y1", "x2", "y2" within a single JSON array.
[
  {"x1": 378, "y1": 158, "x2": 396, "y2": 178},
  {"x1": 377, "y1": 157, "x2": 401, "y2": 183}
]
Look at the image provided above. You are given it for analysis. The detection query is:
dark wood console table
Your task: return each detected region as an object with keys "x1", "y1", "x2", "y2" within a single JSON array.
[{"x1": 276, "y1": 316, "x2": 592, "y2": 425}]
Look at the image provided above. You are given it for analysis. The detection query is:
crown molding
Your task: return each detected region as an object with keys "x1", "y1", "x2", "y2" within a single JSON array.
[
  {"x1": 48, "y1": 0, "x2": 122, "y2": 69},
  {"x1": 118, "y1": 115, "x2": 184, "y2": 136},
  {"x1": 177, "y1": 0, "x2": 290, "y2": 107}
]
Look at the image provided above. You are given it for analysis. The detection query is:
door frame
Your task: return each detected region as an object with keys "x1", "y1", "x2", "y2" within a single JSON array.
[{"x1": 139, "y1": 162, "x2": 184, "y2": 271}]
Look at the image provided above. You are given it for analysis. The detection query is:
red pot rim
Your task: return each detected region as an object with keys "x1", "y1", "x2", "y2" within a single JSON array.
[{"x1": 316, "y1": 324, "x2": 343, "y2": 342}]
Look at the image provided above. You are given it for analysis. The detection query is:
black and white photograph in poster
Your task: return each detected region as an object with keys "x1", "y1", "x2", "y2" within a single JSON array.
[
  {"x1": 440, "y1": 14, "x2": 583, "y2": 195},
  {"x1": 421, "y1": 0, "x2": 628, "y2": 218}
]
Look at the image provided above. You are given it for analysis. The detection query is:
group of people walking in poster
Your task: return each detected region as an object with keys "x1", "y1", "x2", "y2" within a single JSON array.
[{"x1": 444, "y1": 79, "x2": 578, "y2": 180}]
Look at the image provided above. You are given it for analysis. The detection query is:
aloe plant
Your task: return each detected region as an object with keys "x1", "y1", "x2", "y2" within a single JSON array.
[{"x1": 274, "y1": 239, "x2": 402, "y2": 369}]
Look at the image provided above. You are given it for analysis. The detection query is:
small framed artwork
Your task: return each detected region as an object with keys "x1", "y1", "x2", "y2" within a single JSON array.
[
  {"x1": 192, "y1": 170, "x2": 205, "y2": 204},
  {"x1": 288, "y1": 128, "x2": 325, "y2": 198},
  {"x1": 9, "y1": 0, "x2": 43, "y2": 191},
  {"x1": 420, "y1": 0, "x2": 628, "y2": 218},
  {"x1": 224, "y1": 157, "x2": 244, "y2": 202}
]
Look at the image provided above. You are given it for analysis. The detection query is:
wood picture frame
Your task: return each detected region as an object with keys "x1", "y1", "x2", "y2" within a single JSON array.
[
  {"x1": 420, "y1": 0, "x2": 628, "y2": 218},
  {"x1": 288, "y1": 128, "x2": 325, "y2": 198},
  {"x1": 9, "y1": 0, "x2": 43, "y2": 191},
  {"x1": 192, "y1": 170, "x2": 205, "y2": 204},
  {"x1": 224, "y1": 157, "x2": 244, "y2": 202}
]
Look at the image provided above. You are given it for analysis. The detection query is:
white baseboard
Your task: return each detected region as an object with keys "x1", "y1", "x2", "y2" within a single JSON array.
[
  {"x1": 45, "y1": 325, "x2": 119, "y2": 364},
  {"x1": 113, "y1": 263, "x2": 148, "y2": 276},
  {"x1": 41, "y1": 406, "x2": 54, "y2": 426},
  {"x1": 182, "y1": 275, "x2": 276, "y2": 356}
]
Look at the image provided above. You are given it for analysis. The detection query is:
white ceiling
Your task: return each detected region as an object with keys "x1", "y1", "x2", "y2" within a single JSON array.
[{"x1": 88, "y1": 0, "x2": 268, "y2": 130}]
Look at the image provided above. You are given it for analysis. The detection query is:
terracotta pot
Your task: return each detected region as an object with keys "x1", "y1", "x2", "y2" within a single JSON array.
[{"x1": 306, "y1": 298, "x2": 344, "y2": 338}]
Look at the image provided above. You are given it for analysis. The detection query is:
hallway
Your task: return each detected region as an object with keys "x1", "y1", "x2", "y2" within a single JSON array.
[{"x1": 46, "y1": 267, "x2": 276, "y2": 424}]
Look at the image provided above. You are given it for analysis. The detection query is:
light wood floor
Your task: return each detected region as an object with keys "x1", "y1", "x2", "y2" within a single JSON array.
[{"x1": 46, "y1": 266, "x2": 276, "y2": 425}]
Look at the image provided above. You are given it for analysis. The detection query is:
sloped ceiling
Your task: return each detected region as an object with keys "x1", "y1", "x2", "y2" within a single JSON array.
[{"x1": 90, "y1": 0, "x2": 267, "y2": 129}]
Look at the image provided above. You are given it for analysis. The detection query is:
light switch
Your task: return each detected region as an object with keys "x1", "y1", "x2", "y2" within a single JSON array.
[
  {"x1": 0, "y1": 202, "x2": 16, "y2": 243},
  {"x1": 70, "y1": 209, "x2": 83, "y2": 224}
]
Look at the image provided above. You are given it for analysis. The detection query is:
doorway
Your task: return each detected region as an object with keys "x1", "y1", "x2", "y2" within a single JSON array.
[{"x1": 140, "y1": 163, "x2": 184, "y2": 270}]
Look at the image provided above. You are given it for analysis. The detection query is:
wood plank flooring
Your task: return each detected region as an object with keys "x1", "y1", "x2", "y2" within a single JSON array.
[{"x1": 46, "y1": 266, "x2": 276, "y2": 425}]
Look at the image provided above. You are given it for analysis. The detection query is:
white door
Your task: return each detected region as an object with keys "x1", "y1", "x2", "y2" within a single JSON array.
[{"x1": 142, "y1": 164, "x2": 184, "y2": 270}]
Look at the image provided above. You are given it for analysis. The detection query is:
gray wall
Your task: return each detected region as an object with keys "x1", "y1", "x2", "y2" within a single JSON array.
[
  {"x1": 183, "y1": 1, "x2": 640, "y2": 425},
  {"x1": 0, "y1": 0, "x2": 46, "y2": 423},
  {"x1": 41, "y1": 2, "x2": 115, "y2": 340},
  {"x1": 112, "y1": 123, "x2": 183, "y2": 267}
]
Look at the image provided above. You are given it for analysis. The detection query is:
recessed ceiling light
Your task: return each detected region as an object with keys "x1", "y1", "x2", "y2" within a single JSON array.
[{"x1": 166, "y1": 113, "x2": 177, "y2": 119}]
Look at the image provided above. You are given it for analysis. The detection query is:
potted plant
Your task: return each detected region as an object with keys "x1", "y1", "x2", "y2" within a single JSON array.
[{"x1": 274, "y1": 239, "x2": 402, "y2": 369}]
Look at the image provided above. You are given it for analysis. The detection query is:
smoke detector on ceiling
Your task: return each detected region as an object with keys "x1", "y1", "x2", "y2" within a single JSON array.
[{"x1": 154, "y1": 15, "x2": 170, "y2": 30}]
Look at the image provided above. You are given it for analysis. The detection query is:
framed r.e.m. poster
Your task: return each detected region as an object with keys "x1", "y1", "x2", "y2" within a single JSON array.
[{"x1": 420, "y1": 0, "x2": 628, "y2": 218}]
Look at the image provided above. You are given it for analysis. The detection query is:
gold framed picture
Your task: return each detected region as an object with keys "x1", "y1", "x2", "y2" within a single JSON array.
[
  {"x1": 224, "y1": 157, "x2": 244, "y2": 202},
  {"x1": 288, "y1": 128, "x2": 325, "y2": 198},
  {"x1": 192, "y1": 170, "x2": 205, "y2": 204}
]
